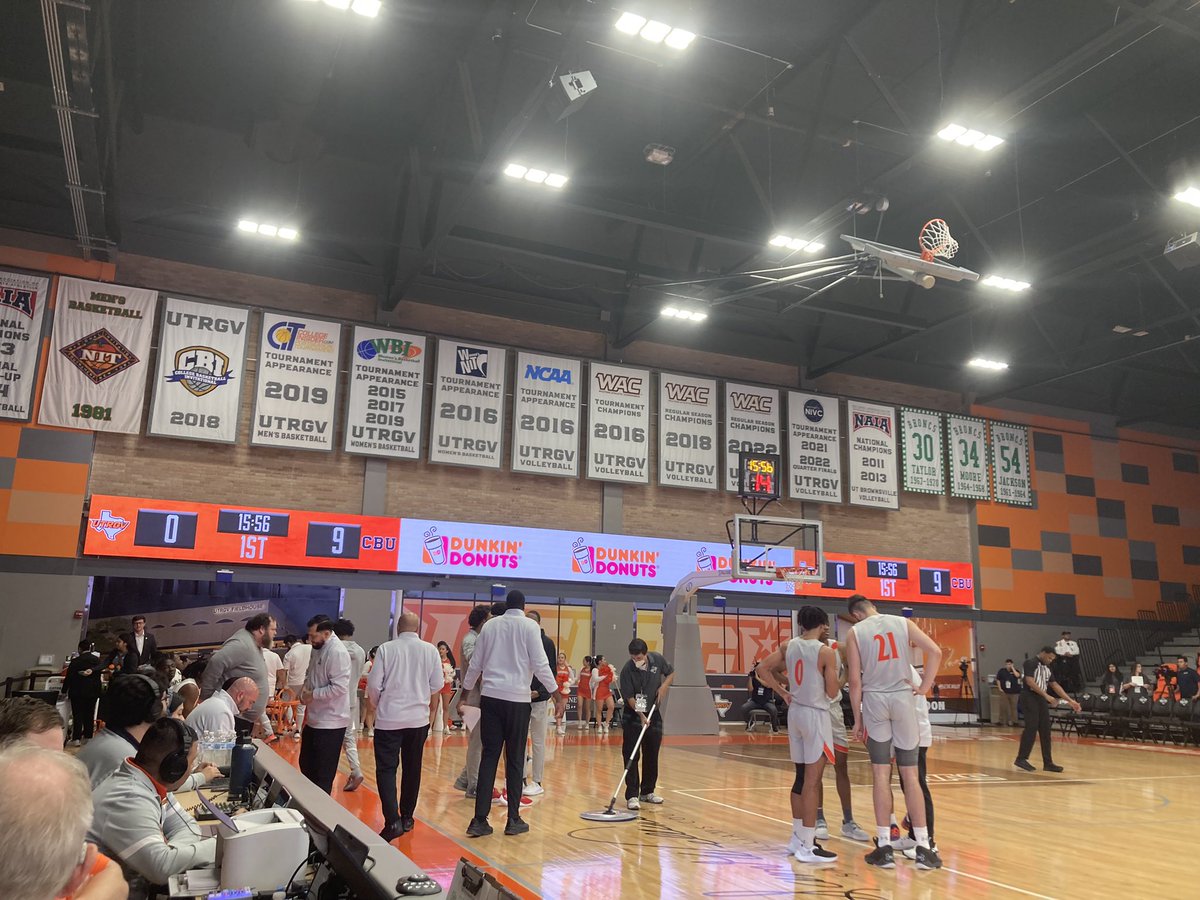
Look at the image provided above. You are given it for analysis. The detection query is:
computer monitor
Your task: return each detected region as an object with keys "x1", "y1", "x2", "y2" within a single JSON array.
[{"x1": 321, "y1": 825, "x2": 393, "y2": 900}]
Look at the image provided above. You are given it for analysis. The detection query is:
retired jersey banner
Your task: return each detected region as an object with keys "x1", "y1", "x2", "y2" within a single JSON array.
[
  {"x1": 344, "y1": 326, "x2": 427, "y2": 460},
  {"x1": 724, "y1": 383, "x2": 780, "y2": 492},
  {"x1": 39, "y1": 277, "x2": 158, "y2": 433},
  {"x1": 251, "y1": 313, "x2": 341, "y2": 452},
  {"x1": 0, "y1": 269, "x2": 50, "y2": 421},
  {"x1": 899, "y1": 408, "x2": 945, "y2": 494},
  {"x1": 947, "y1": 414, "x2": 991, "y2": 500},
  {"x1": 787, "y1": 391, "x2": 842, "y2": 503},
  {"x1": 148, "y1": 296, "x2": 249, "y2": 443},
  {"x1": 658, "y1": 372, "x2": 718, "y2": 490},
  {"x1": 587, "y1": 362, "x2": 650, "y2": 484},
  {"x1": 847, "y1": 399, "x2": 899, "y2": 509},
  {"x1": 429, "y1": 339, "x2": 506, "y2": 469},
  {"x1": 511, "y1": 352, "x2": 581, "y2": 477},
  {"x1": 990, "y1": 421, "x2": 1031, "y2": 506}
]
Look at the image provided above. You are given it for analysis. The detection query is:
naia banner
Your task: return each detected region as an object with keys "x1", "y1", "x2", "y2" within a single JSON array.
[
  {"x1": 343, "y1": 326, "x2": 427, "y2": 460},
  {"x1": 147, "y1": 296, "x2": 249, "y2": 444},
  {"x1": 846, "y1": 399, "x2": 899, "y2": 509},
  {"x1": 990, "y1": 421, "x2": 1032, "y2": 505},
  {"x1": 947, "y1": 414, "x2": 991, "y2": 500},
  {"x1": 787, "y1": 391, "x2": 842, "y2": 503},
  {"x1": 658, "y1": 372, "x2": 718, "y2": 490},
  {"x1": 39, "y1": 277, "x2": 158, "y2": 434},
  {"x1": 0, "y1": 268, "x2": 50, "y2": 421},
  {"x1": 723, "y1": 382, "x2": 780, "y2": 492},
  {"x1": 899, "y1": 407, "x2": 945, "y2": 494},
  {"x1": 429, "y1": 339, "x2": 506, "y2": 469},
  {"x1": 511, "y1": 351, "x2": 581, "y2": 477},
  {"x1": 251, "y1": 313, "x2": 342, "y2": 452},
  {"x1": 587, "y1": 362, "x2": 651, "y2": 483}
]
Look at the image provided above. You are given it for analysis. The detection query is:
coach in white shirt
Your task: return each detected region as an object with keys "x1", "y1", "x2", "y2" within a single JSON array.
[
  {"x1": 186, "y1": 677, "x2": 258, "y2": 735},
  {"x1": 462, "y1": 590, "x2": 558, "y2": 838},
  {"x1": 367, "y1": 612, "x2": 443, "y2": 841},
  {"x1": 299, "y1": 617, "x2": 351, "y2": 794}
]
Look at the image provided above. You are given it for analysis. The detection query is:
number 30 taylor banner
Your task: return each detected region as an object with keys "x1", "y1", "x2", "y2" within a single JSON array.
[
  {"x1": 39, "y1": 277, "x2": 159, "y2": 434},
  {"x1": 0, "y1": 269, "x2": 50, "y2": 421}
]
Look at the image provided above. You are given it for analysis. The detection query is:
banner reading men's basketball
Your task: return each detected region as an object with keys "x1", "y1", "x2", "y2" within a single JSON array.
[
  {"x1": 847, "y1": 399, "x2": 899, "y2": 509},
  {"x1": 511, "y1": 351, "x2": 581, "y2": 477},
  {"x1": 148, "y1": 296, "x2": 249, "y2": 443},
  {"x1": 39, "y1": 277, "x2": 158, "y2": 434},
  {"x1": 250, "y1": 313, "x2": 341, "y2": 451},
  {"x1": 990, "y1": 421, "x2": 1032, "y2": 505},
  {"x1": 658, "y1": 372, "x2": 718, "y2": 490},
  {"x1": 344, "y1": 326, "x2": 426, "y2": 459},
  {"x1": 0, "y1": 269, "x2": 50, "y2": 421},
  {"x1": 724, "y1": 383, "x2": 780, "y2": 492},
  {"x1": 899, "y1": 407, "x2": 946, "y2": 494},
  {"x1": 587, "y1": 362, "x2": 650, "y2": 483},
  {"x1": 787, "y1": 391, "x2": 842, "y2": 503},
  {"x1": 947, "y1": 414, "x2": 991, "y2": 500},
  {"x1": 429, "y1": 339, "x2": 506, "y2": 468}
]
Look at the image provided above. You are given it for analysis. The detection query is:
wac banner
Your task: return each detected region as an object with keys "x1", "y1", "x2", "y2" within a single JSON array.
[
  {"x1": 724, "y1": 382, "x2": 780, "y2": 492},
  {"x1": 148, "y1": 296, "x2": 249, "y2": 443},
  {"x1": 899, "y1": 408, "x2": 945, "y2": 494},
  {"x1": 990, "y1": 421, "x2": 1032, "y2": 505},
  {"x1": 658, "y1": 371, "x2": 718, "y2": 490},
  {"x1": 787, "y1": 391, "x2": 842, "y2": 503},
  {"x1": 39, "y1": 277, "x2": 158, "y2": 434},
  {"x1": 344, "y1": 326, "x2": 427, "y2": 459},
  {"x1": 947, "y1": 414, "x2": 991, "y2": 500},
  {"x1": 511, "y1": 352, "x2": 581, "y2": 477},
  {"x1": 0, "y1": 269, "x2": 50, "y2": 421},
  {"x1": 587, "y1": 362, "x2": 651, "y2": 484},
  {"x1": 251, "y1": 313, "x2": 342, "y2": 451},
  {"x1": 429, "y1": 339, "x2": 507, "y2": 468},
  {"x1": 847, "y1": 399, "x2": 899, "y2": 509}
]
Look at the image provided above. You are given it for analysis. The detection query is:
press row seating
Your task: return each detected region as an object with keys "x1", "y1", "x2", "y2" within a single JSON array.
[{"x1": 1054, "y1": 692, "x2": 1200, "y2": 745}]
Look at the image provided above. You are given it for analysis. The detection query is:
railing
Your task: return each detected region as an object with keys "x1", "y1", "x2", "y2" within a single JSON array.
[
  {"x1": 1078, "y1": 637, "x2": 1103, "y2": 682},
  {"x1": 3, "y1": 673, "x2": 40, "y2": 698}
]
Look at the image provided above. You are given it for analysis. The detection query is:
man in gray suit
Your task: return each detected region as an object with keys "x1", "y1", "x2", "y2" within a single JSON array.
[{"x1": 200, "y1": 613, "x2": 276, "y2": 729}]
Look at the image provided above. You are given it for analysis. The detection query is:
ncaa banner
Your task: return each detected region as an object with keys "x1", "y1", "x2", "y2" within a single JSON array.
[
  {"x1": 148, "y1": 296, "x2": 249, "y2": 443},
  {"x1": 899, "y1": 408, "x2": 945, "y2": 494},
  {"x1": 658, "y1": 372, "x2": 718, "y2": 490},
  {"x1": 429, "y1": 339, "x2": 506, "y2": 469},
  {"x1": 39, "y1": 277, "x2": 158, "y2": 434},
  {"x1": 724, "y1": 383, "x2": 780, "y2": 492},
  {"x1": 251, "y1": 313, "x2": 342, "y2": 452},
  {"x1": 0, "y1": 269, "x2": 50, "y2": 421},
  {"x1": 947, "y1": 414, "x2": 991, "y2": 500},
  {"x1": 511, "y1": 351, "x2": 581, "y2": 477},
  {"x1": 990, "y1": 421, "x2": 1031, "y2": 505},
  {"x1": 787, "y1": 391, "x2": 841, "y2": 503},
  {"x1": 344, "y1": 326, "x2": 426, "y2": 459},
  {"x1": 587, "y1": 362, "x2": 650, "y2": 484},
  {"x1": 847, "y1": 399, "x2": 899, "y2": 509}
]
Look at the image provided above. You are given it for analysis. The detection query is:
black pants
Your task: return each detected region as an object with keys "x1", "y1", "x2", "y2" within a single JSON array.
[
  {"x1": 374, "y1": 725, "x2": 428, "y2": 826},
  {"x1": 622, "y1": 713, "x2": 663, "y2": 799},
  {"x1": 1016, "y1": 693, "x2": 1054, "y2": 765},
  {"x1": 69, "y1": 694, "x2": 96, "y2": 741},
  {"x1": 741, "y1": 698, "x2": 780, "y2": 729},
  {"x1": 299, "y1": 725, "x2": 346, "y2": 794},
  {"x1": 916, "y1": 746, "x2": 934, "y2": 839},
  {"x1": 473, "y1": 696, "x2": 531, "y2": 822}
]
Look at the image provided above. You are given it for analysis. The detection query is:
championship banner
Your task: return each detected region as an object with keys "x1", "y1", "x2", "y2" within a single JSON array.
[
  {"x1": 344, "y1": 326, "x2": 426, "y2": 459},
  {"x1": 511, "y1": 352, "x2": 581, "y2": 477},
  {"x1": 899, "y1": 408, "x2": 945, "y2": 494},
  {"x1": 847, "y1": 399, "x2": 899, "y2": 509},
  {"x1": 990, "y1": 421, "x2": 1032, "y2": 505},
  {"x1": 724, "y1": 383, "x2": 780, "y2": 492},
  {"x1": 429, "y1": 339, "x2": 506, "y2": 469},
  {"x1": 39, "y1": 277, "x2": 158, "y2": 434},
  {"x1": 148, "y1": 296, "x2": 249, "y2": 443},
  {"x1": 250, "y1": 313, "x2": 341, "y2": 452},
  {"x1": 0, "y1": 269, "x2": 50, "y2": 421},
  {"x1": 787, "y1": 391, "x2": 841, "y2": 503},
  {"x1": 658, "y1": 372, "x2": 718, "y2": 490},
  {"x1": 587, "y1": 362, "x2": 650, "y2": 484},
  {"x1": 947, "y1": 414, "x2": 991, "y2": 500}
]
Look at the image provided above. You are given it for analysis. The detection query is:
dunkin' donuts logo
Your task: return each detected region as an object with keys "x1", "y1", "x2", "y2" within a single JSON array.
[
  {"x1": 694, "y1": 545, "x2": 784, "y2": 584},
  {"x1": 570, "y1": 537, "x2": 658, "y2": 578},
  {"x1": 420, "y1": 526, "x2": 521, "y2": 569}
]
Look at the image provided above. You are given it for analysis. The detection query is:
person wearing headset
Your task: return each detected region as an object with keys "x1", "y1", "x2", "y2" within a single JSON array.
[{"x1": 88, "y1": 718, "x2": 215, "y2": 900}]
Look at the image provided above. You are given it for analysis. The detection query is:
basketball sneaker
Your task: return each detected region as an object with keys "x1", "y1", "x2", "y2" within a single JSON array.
[
  {"x1": 889, "y1": 823, "x2": 901, "y2": 843},
  {"x1": 865, "y1": 840, "x2": 895, "y2": 869},
  {"x1": 793, "y1": 842, "x2": 838, "y2": 864},
  {"x1": 902, "y1": 841, "x2": 939, "y2": 861},
  {"x1": 814, "y1": 817, "x2": 829, "y2": 839},
  {"x1": 892, "y1": 835, "x2": 917, "y2": 851},
  {"x1": 914, "y1": 844, "x2": 943, "y2": 870},
  {"x1": 841, "y1": 821, "x2": 871, "y2": 842},
  {"x1": 786, "y1": 832, "x2": 801, "y2": 855},
  {"x1": 492, "y1": 789, "x2": 533, "y2": 808}
]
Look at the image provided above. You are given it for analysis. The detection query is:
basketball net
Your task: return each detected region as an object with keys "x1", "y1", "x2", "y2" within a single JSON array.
[{"x1": 919, "y1": 218, "x2": 959, "y2": 262}]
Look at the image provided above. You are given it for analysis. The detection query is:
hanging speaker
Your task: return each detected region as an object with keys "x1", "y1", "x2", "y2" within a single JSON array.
[{"x1": 547, "y1": 71, "x2": 598, "y2": 122}]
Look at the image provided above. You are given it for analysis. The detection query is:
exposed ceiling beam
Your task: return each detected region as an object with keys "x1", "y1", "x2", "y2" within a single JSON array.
[
  {"x1": 844, "y1": 35, "x2": 914, "y2": 134},
  {"x1": 1085, "y1": 112, "x2": 1162, "y2": 193},
  {"x1": 1099, "y1": 0, "x2": 1200, "y2": 43},
  {"x1": 727, "y1": 133, "x2": 775, "y2": 227}
]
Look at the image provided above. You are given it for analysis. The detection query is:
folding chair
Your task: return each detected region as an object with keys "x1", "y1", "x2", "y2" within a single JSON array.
[
  {"x1": 1171, "y1": 699, "x2": 1193, "y2": 745},
  {"x1": 1109, "y1": 694, "x2": 1132, "y2": 739},
  {"x1": 1147, "y1": 697, "x2": 1174, "y2": 743},
  {"x1": 1090, "y1": 693, "x2": 1113, "y2": 738},
  {"x1": 1128, "y1": 695, "x2": 1153, "y2": 742}
]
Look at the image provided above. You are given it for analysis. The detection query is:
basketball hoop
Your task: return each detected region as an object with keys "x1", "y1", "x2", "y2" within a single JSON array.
[
  {"x1": 918, "y1": 218, "x2": 959, "y2": 262},
  {"x1": 773, "y1": 565, "x2": 822, "y2": 583}
]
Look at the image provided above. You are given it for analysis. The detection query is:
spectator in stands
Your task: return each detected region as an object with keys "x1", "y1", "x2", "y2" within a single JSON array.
[
  {"x1": 993, "y1": 660, "x2": 1022, "y2": 726},
  {"x1": 105, "y1": 634, "x2": 139, "y2": 676},
  {"x1": 1099, "y1": 663, "x2": 1123, "y2": 695},
  {"x1": 199, "y1": 614, "x2": 275, "y2": 732},
  {"x1": 0, "y1": 696, "x2": 64, "y2": 751},
  {"x1": 1053, "y1": 632, "x2": 1082, "y2": 693},
  {"x1": 741, "y1": 657, "x2": 782, "y2": 732},
  {"x1": 1122, "y1": 662, "x2": 1150, "y2": 697},
  {"x1": 65, "y1": 641, "x2": 103, "y2": 746},
  {"x1": 1175, "y1": 656, "x2": 1199, "y2": 701}
]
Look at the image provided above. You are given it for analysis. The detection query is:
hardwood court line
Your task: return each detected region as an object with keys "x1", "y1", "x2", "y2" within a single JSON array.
[
  {"x1": 673, "y1": 790, "x2": 1061, "y2": 900},
  {"x1": 679, "y1": 772, "x2": 1200, "y2": 791}
]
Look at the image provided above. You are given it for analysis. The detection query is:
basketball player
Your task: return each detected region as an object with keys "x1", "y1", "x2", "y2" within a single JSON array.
[
  {"x1": 846, "y1": 595, "x2": 942, "y2": 870},
  {"x1": 901, "y1": 662, "x2": 937, "y2": 859},
  {"x1": 816, "y1": 632, "x2": 871, "y2": 842},
  {"x1": 754, "y1": 606, "x2": 839, "y2": 864}
]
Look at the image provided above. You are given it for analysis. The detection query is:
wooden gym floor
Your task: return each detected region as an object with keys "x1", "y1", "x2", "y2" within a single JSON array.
[{"x1": 274, "y1": 723, "x2": 1197, "y2": 899}]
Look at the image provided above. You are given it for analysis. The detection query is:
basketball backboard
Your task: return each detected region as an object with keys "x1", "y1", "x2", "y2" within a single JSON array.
[
  {"x1": 729, "y1": 514, "x2": 823, "y2": 582},
  {"x1": 841, "y1": 234, "x2": 980, "y2": 289}
]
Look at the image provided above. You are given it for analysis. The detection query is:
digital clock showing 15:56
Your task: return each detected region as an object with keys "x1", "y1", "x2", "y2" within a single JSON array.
[
  {"x1": 867, "y1": 559, "x2": 909, "y2": 580},
  {"x1": 737, "y1": 451, "x2": 782, "y2": 499}
]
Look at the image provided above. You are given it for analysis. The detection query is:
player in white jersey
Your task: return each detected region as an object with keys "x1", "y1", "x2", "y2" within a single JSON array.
[
  {"x1": 846, "y1": 595, "x2": 943, "y2": 871},
  {"x1": 754, "y1": 606, "x2": 839, "y2": 864},
  {"x1": 900, "y1": 664, "x2": 937, "y2": 859},
  {"x1": 815, "y1": 636, "x2": 871, "y2": 843}
]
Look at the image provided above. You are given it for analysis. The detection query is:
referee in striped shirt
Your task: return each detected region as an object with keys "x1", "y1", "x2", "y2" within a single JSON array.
[{"x1": 1014, "y1": 646, "x2": 1081, "y2": 773}]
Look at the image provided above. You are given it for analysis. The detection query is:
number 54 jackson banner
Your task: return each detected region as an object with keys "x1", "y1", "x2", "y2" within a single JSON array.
[
  {"x1": 990, "y1": 421, "x2": 1032, "y2": 505},
  {"x1": 39, "y1": 277, "x2": 158, "y2": 434},
  {"x1": 0, "y1": 269, "x2": 50, "y2": 421}
]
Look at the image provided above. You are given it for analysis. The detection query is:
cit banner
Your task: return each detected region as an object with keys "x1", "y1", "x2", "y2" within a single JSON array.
[
  {"x1": 658, "y1": 371, "x2": 718, "y2": 490},
  {"x1": 344, "y1": 326, "x2": 427, "y2": 459},
  {"x1": 511, "y1": 352, "x2": 581, "y2": 477},
  {"x1": 0, "y1": 268, "x2": 50, "y2": 421},
  {"x1": 251, "y1": 313, "x2": 342, "y2": 452},
  {"x1": 429, "y1": 338, "x2": 506, "y2": 468}
]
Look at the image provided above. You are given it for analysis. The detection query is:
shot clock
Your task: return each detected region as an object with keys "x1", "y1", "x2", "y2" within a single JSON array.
[{"x1": 736, "y1": 451, "x2": 782, "y2": 500}]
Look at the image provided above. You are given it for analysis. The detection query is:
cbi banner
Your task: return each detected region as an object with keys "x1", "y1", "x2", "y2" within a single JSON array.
[
  {"x1": 148, "y1": 296, "x2": 249, "y2": 443},
  {"x1": 344, "y1": 326, "x2": 426, "y2": 459},
  {"x1": 250, "y1": 313, "x2": 342, "y2": 452},
  {"x1": 511, "y1": 351, "x2": 581, "y2": 477},
  {"x1": 429, "y1": 339, "x2": 506, "y2": 468},
  {"x1": 658, "y1": 372, "x2": 718, "y2": 490},
  {"x1": 724, "y1": 383, "x2": 780, "y2": 492},
  {"x1": 899, "y1": 408, "x2": 945, "y2": 494},
  {"x1": 787, "y1": 391, "x2": 841, "y2": 503},
  {"x1": 0, "y1": 269, "x2": 49, "y2": 421},
  {"x1": 847, "y1": 399, "x2": 899, "y2": 509},
  {"x1": 990, "y1": 421, "x2": 1032, "y2": 505},
  {"x1": 587, "y1": 362, "x2": 650, "y2": 484},
  {"x1": 947, "y1": 414, "x2": 991, "y2": 500},
  {"x1": 39, "y1": 277, "x2": 158, "y2": 434}
]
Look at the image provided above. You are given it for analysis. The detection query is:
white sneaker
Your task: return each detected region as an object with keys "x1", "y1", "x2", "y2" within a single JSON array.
[
  {"x1": 522, "y1": 782, "x2": 544, "y2": 797},
  {"x1": 627, "y1": 797, "x2": 640, "y2": 810},
  {"x1": 814, "y1": 817, "x2": 829, "y2": 839},
  {"x1": 292, "y1": 732, "x2": 301, "y2": 741},
  {"x1": 786, "y1": 832, "x2": 802, "y2": 855},
  {"x1": 841, "y1": 821, "x2": 871, "y2": 842},
  {"x1": 902, "y1": 841, "x2": 937, "y2": 861},
  {"x1": 892, "y1": 836, "x2": 917, "y2": 851},
  {"x1": 793, "y1": 843, "x2": 838, "y2": 864},
  {"x1": 638, "y1": 793, "x2": 664, "y2": 804}
]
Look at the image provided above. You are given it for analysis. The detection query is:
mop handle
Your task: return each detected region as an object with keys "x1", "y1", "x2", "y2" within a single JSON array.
[{"x1": 605, "y1": 702, "x2": 658, "y2": 806}]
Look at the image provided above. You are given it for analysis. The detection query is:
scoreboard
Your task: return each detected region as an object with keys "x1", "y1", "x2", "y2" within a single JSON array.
[{"x1": 804, "y1": 555, "x2": 973, "y2": 605}]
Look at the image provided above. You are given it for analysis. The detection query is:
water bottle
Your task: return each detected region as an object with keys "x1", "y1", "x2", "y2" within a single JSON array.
[{"x1": 230, "y1": 732, "x2": 257, "y2": 801}]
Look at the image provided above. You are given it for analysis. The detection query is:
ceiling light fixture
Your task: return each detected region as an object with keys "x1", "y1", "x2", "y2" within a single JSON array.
[
  {"x1": 503, "y1": 162, "x2": 568, "y2": 189},
  {"x1": 937, "y1": 123, "x2": 1005, "y2": 151},
  {"x1": 1174, "y1": 186, "x2": 1200, "y2": 208},
  {"x1": 350, "y1": 0, "x2": 381, "y2": 16},
  {"x1": 323, "y1": 0, "x2": 351, "y2": 9},
  {"x1": 661, "y1": 306, "x2": 707, "y2": 322},
  {"x1": 981, "y1": 274, "x2": 1031, "y2": 292},
  {"x1": 615, "y1": 12, "x2": 646, "y2": 34},
  {"x1": 237, "y1": 219, "x2": 259, "y2": 233},
  {"x1": 968, "y1": 357, "x2": 1009, "y2": 371},
  {"x1": 769, "y1": 233, "x2": 824, "y2": 253},
  {"x1": 237, "y1": 220, "x2": 299, "y2": 241},
  {"x1": 644, "y1": 143, "x2": 675, "y2": 165},
  {"x1": 614, "y1": 11, "x2": 696, "y2": 49},
  {"x1": 523, "y1": 169, "x2": 549, "y2": 184}
]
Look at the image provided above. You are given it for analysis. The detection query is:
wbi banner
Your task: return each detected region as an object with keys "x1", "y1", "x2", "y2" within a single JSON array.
[
  {"x1": 0, "y1": 268, "x2": 49, "y2": 421},
  {"x1": 344, "y1": 326, "x2": 426, "y2": 459}
]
